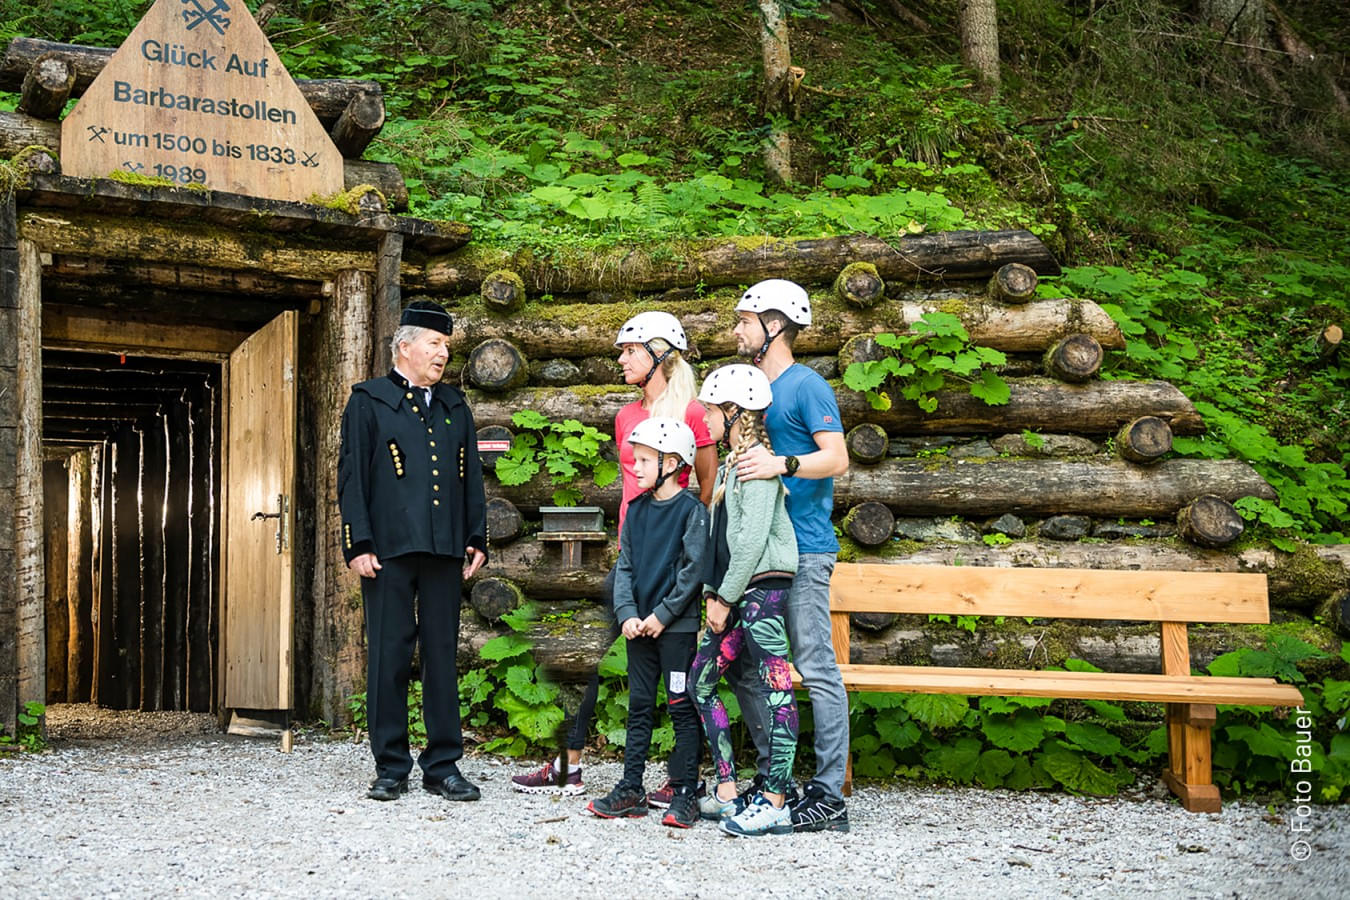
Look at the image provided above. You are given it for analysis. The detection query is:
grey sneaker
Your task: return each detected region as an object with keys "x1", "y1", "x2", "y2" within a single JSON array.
[
  {"x1": 721, "y1": 793, "x2": 793, "y2": 837},
  {"x1": 699, "y1": 787, "x2": 740, "y2": 821},
  {"x1": 789, "y1": 782, "x2": 850, "y2": 833}
]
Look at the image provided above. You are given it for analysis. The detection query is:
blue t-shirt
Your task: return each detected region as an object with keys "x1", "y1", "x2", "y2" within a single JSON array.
[{"x1": 764, "y1": 363, "x2": 844, "y2": 554}]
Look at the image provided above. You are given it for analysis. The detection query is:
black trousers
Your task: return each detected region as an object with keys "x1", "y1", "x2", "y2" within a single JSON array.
[
  {"x1": 363, "y1": 553, "x2": 464, "y2": 781},
  {"x1": 621, "y1": 630, "x2": 700, "y2": 791},
  {"x1": 567, "y1": 565, "x2": 618, "y2": 751}
]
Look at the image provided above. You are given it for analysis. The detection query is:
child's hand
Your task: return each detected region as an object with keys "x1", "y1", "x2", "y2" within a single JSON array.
[
  {"x1": 621, "y1": 617, "x2": 644, "y2": 639},
  {"x1": 640, "y1": 614, "x2": 664, "y2": 637},
  {"x1": 706, "y1": 597, "x2": 730, "y2": 634}
]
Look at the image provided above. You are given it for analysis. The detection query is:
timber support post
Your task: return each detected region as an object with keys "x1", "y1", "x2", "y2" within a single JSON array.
[
  {"x1": 0, "y1": 192, "x2": 19, "y2": 736},
  {"x1": 15, "y1": 235, "x2": 44, "y2": 728}
]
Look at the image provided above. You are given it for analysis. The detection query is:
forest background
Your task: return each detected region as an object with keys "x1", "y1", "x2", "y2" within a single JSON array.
[{"x1": 3, "y1": 0, "x2": 1347, "y2": 802}]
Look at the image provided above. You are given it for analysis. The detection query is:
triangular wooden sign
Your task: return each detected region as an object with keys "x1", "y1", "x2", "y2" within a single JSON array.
[{"x1": 60, "y1": 0, "x2": 343, "y2": 203}]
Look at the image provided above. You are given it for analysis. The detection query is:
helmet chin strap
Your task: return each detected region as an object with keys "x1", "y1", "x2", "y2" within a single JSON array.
[
  {"x1": 719, "y1": 406, "x2": 743, "y2": 448},
  {"x1": 753, "y1": 314, "x2": 779, "y2": 365},
  {"x1": 641, "y1": 341, "x2": 673, "y2": 386},
  {"x1": 652, "y1": 450, "x2": 676, "y2": 492}
]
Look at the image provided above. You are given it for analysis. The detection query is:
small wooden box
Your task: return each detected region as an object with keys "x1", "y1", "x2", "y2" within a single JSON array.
[{"x1": 539, "y1": 506, "x2": 605, "y2": 533}]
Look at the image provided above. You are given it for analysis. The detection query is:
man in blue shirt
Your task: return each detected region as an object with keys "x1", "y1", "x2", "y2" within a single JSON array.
[{"x1": 732, "y1": 279, "x2": 851, "y2": 833}]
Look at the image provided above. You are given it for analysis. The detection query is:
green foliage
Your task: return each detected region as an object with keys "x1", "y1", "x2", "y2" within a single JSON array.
[
  {"x1": 494, "y1": 410, "x2": 618, "y2": 507},
  {"x1": 0, "y1": 701, "x2": 47, "y2": 751},
  {"x1": 842, "y1": 312, "x2": 1009, "y2": 413}
]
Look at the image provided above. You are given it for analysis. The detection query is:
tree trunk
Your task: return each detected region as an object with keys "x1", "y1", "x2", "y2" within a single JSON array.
[
  {"x1": 308, "y1": 270, "x2": 372, "y2": 724},
  {"x1": 15, "y1": 238, "x2": 45, "y2": 718},
  {"x1": 465, "y1": 339, "x2": 528, "y2": 392},
  {"x1": 842, "y1": 502, "x2": 895, "y2": 547},
  {"x1": 1199, "y1": 0, "x2": 1266, "y2": 44},
  {"x1": 959, "y1": 0, "x2": 1000, "y2": 96},
  {"x1": 1042, "y1": 334, "x2": 1103, "y2": 382},
  {"x1": 845, "y1": 423, "x2": 890, "y2": 464},
  {"x1": 1116, "y1": 416, "x2": 1173, "y2": 464},
  {"x1": 988, "y1": 262, "x2": 1037, "y2": 303},
  {"x1": 758, "y1": 0, "x2": 793, "y2": 185},
  {"x1": 66, "y1": 450, "x2": 93, "y2": 702},
  {"x1": 17, "y1": 53, "x2": 75, "y2": 120},
  {"x1": 411, "y1": 229, "x2": 1061, "y2": 294},
  {"x1": 469, "y1": 378, "x2": 1205, "y2": 437},
  {"x1": 445, "y1": 295, "x2": 1120, "y2": 360},
  {"x1": 1316, "y1": 324, "x2": 1342, "y2": 362},
  {"x1": 467, "y1": 537, "x2": 616, "y2": 599},
  {"x1": 1176, "y1": 494, "x2": 1246, "y2": 548},
  {"x1": 835, "y1": 457, "x2": 1274, "y2": 518},
  {"x1": 329, "y1": 89, "x2": 386, "y2": 159}
]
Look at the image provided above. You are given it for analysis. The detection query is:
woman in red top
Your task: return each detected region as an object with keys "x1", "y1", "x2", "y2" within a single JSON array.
[{"x1": 511, "y1": 311, "x2": 715, "y2": 801}]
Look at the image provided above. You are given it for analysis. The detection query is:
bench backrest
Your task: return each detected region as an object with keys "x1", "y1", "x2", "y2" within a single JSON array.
[{"x1": 830, "y1": 564, "x2": 1272, "y2": 624}]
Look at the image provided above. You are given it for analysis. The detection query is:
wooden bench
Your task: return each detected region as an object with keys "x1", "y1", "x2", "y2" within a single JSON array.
[{"x1": 805, "y1": 563, "x2": 1306, "y2": 813}]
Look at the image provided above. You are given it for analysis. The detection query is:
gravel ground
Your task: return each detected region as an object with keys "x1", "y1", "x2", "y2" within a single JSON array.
[{"x1": 1, "y1": 705, "x2": 1347, "y2": 899}]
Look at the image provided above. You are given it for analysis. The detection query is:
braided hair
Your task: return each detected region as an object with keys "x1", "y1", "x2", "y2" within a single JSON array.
[{"x1": 711, "y1": 405, "x2": 775, "y2": 506}]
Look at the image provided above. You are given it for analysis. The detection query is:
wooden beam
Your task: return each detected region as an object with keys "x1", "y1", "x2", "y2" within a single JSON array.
[
  {"x1": 15, "y1": 238, "x2": 44, "y2": 713},
  {"x1": 20, "y1": 211, "x2": 376, "y2": 282},
  {"x1": 17, "y1": 53, "x2": 75, "y2": 120},
  {"x1": 45, "y1": 256, "x2": 328, "y2": 300},
  {"x1": 829, "y1": 564, "x2": 1274, "y2": 623},
  {"x1": 42, "y1": 307, "x2": 249, "y2": 357},
  {"x1": 330, "y1": 89, "x2": 386, "y2": 159}
]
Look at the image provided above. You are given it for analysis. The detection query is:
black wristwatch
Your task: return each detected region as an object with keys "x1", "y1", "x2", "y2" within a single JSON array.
[{"x1": 783, "y1": 455, "x2": 800, "y2": 476}]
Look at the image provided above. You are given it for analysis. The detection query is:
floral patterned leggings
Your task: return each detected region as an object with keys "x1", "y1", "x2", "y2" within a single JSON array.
[{"x1": 689, "y1": 585, "x2": 798, "y2": 795}]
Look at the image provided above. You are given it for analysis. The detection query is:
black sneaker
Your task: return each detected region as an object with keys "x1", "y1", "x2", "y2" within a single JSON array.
[
  {"x1": 790, "y1": 782, "x2": 850, "y2": 833},
  {"x1": 661, "y1": 787, "x2": 699, "y2": 829},
  {"x1": 587, "y1": 783, "x2": 648, "y2": 819}
]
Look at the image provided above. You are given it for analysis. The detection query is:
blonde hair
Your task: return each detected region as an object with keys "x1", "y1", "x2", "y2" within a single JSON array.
[
  {"x1": 710, "y1": 407, "x2": 775, "y2": 506},
  {"x1": 644, "y1": 338, "x2": 698, "y2": 420}
]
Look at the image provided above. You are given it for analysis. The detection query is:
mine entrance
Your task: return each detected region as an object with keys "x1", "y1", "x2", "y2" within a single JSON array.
[{"x1": 39, "y1": 301, "x2": 298, "y2": 721}]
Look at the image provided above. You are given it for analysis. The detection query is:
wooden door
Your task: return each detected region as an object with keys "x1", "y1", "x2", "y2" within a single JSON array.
[{"x1": 222, "y1": 311, "x2": 297, "y2": 713}]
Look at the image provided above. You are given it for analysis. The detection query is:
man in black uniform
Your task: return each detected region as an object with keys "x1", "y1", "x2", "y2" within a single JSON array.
[{"x1": 338, "y1": 300, "x2": 488, "y2": 802}]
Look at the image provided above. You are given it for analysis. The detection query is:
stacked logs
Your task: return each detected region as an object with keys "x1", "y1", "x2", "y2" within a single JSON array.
[
  {"x1": 0, "y1": 37, "x2": 408, "y2": 209},
  {"x1": 417, "y1": 238, "x2": 1347, "y2": 675}
]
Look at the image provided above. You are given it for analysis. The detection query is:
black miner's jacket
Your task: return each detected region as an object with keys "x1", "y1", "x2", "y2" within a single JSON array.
[{"x1": 338, "y1": 371, "x2": 487, "y2": 564}]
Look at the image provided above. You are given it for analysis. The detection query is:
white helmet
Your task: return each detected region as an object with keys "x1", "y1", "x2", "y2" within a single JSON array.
[
  {"x1": 736, "y1": 279, "x2": 812, "y2": 326},
  {"x1": 627, "y1": 416, "x2": 697, "y2": 467},
  {"x1": 614, "y1": 311, "x2": 688, "y2": 350},
  {"x1": 698, "y1": 364, "x2": 772, "y2": 411}
]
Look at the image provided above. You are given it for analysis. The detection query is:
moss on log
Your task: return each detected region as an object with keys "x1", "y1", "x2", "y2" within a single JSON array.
[
  {"x1": 413, "y1": 229, "x2": 1061, "y2": 294},
  {"x1": 440, "y1": 293, "x2": 1123, "y2": 358}
]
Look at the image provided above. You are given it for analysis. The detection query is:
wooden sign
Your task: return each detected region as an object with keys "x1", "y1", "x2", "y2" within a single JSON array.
[{"x1": 60, "y1": 0, "x2": 343, "y2": 202}]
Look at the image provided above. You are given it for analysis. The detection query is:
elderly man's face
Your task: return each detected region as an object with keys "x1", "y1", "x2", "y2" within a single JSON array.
[{"x1": 399, "y1": 329, "x2": 450, "y2": 387}]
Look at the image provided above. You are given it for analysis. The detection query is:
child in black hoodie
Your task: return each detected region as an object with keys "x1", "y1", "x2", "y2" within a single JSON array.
[{"x1": 587, "y1": 417, "x2": 709, "y2": 828}]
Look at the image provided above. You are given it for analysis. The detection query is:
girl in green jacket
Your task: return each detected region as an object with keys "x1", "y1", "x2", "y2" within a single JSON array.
[{"x1": 690, "y1": 364, "x2": 799, "y2": 838}]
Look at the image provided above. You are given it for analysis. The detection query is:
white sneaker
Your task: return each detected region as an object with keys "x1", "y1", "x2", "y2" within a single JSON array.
[
  {"x1": 720, "y1": 793, "x2": 793, "y2": 837},
  {"x1": 699, "y1": 788, "x2": 739, "y2": 821}
]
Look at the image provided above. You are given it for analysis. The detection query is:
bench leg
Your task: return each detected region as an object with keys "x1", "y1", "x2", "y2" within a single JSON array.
[{"x1": 1162, "y1": 703, "x2": 1220, "y2": 813}]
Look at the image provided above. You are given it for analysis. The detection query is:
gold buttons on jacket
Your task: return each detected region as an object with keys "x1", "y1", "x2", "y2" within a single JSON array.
[
  {"x1": 433, "y1": 499, "x2": 440, "y2": 507},
  {"x1": 405, "y1": 392, "x2": 414, "y2": 399},
  {"x1": 433, "y1": 485, "x2": 440, "y2": 492},
  {"x1": 432, "y1": 469, "x2": 439, "y2": 476}
]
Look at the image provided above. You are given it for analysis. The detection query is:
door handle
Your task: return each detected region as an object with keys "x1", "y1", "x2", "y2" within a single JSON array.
[{"x1": 251, "y1": 493, "x2": 290, "y2": 554}]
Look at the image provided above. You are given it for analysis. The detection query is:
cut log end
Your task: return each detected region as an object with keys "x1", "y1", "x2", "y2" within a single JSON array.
[
  {"x1": 466, "y1": 338, "x2": 528, "y2": 392},
  {"x1": 485, "y1": 496, "x2": 525, "y2": 546},
  {"x1": 834, "y1": 261, "x2": 886, "y2": 308},
  {"x1": 469, "y1": 577, "x2": 526, "y2": 624},
  {"x1": 845, "y1": 423, "x2": 889, "y2": 465},
  {"x1": 1317, "y1": 323, "x2": 1342, "y2": 361},
  {"x1": 17, "y1": 53, "x2": 75, "y2": 120},
  {"x1": 843, "y1": 501, "x2": 895, "y2": 547},
  {"x1": 476, "y1": 424, "x2": 514, "y2": 470},
  {"x1": 329, "y1": 89, "x2": 386, "y2": 159},
  {"x1": 481, "y1": 269, "x2": 526, "y2": 313},
  {"x1": 989, "y1": 262, "x2": 1038, "y2": 304},
  {"x1": 1176, "y1": 494, "x2": 1245, "y2": 548},
  {"x1": 1043, "y1": 333, "x2": 1103, "y2": 382},
  {"x1": 1117, "y1": 416, "x2": 1173, "y2": 465}
]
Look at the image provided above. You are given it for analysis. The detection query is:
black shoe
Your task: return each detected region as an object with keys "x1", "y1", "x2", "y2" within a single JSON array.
[
  {"x1": 661, "y1": 787, "x2": 699, "y2": 829},
  {"x1": 790, "y1": 782, "x2": 850, "y2": 833},
  {"x1": 587, "y1": 783, "x2": 648, "y2": 818},
  {"x1": 423, "y1": 772, "x2": 481, "y2": 802},
  {"x1": 367, "y1": 776, "x2": 409, "y2": 801}
]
